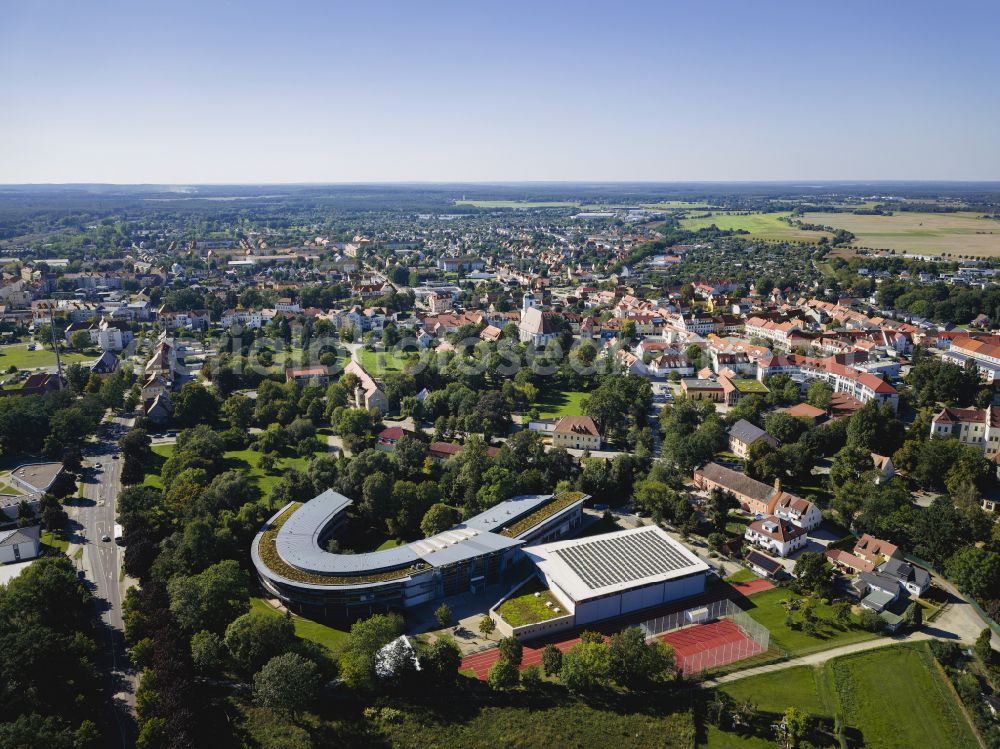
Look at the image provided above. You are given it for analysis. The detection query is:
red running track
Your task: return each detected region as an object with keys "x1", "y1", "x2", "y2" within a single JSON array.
[{"x1": 460, "y1": 579, "x2": 774, "y2": 680}]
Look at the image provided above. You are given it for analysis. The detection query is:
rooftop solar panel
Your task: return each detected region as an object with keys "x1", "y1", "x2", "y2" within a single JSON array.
[{"x1": 552, "y1": 527, "x2": 695, "y2": 589}]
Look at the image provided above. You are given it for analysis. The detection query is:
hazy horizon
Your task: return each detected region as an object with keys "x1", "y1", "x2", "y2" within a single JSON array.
[{"x1": 2, "y1": 0, "x2": 999, "y2": 183}]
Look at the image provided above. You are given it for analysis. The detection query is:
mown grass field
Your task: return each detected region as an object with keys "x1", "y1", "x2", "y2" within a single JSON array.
[
  {"x1": 827, "y1": 644, "x2": 977, "y2": 749},
  {"x1": 705, "y1": 644, "x2": 976, "y2": 749},
  {"x1": 249, "y1": 597, "x2": 349, "y2": 654},
  {"x1": 678, "y1": 212, "x2": 831, "y2": 242},
  {"x1": 358, "y1": 347, "x2": 408, "y2": 375},
  {"x1": 804, "y1": 210, "x2": 1000, "y2": 256},
  {"x1": 0, "y1": 344, "x2": 93, "y2": 371},
  {"x1": 535, "y1": 384, "x2": 588, "y2": 418},
  {"x1": 740, "y1": 587, "x2": 879, "y2": 657},
  {"x1": 143, "y1": 443, "x2": 328, "y2": 494}
]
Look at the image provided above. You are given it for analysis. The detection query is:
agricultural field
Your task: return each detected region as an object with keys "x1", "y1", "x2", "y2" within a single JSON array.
[
  {"x1": 678, "y1": 212, "x2": 832, "y2": 242},
  {"x1": 705, "y1": 644, "x2": 977, "y2": 749},
  {"x1": 456, "y1": 199, "x2": 712, "y2": 211},
  {"x1": 455, "y1": 200, "x2": 582, "y2": 209},
  {"x1": 806, "y1": 210, "x2": 1000, "y2": 256}
]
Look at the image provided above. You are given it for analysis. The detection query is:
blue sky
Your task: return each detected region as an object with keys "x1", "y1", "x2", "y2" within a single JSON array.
[{"x1": 1, "y1": 0, "x2": 998, "y2": 183}]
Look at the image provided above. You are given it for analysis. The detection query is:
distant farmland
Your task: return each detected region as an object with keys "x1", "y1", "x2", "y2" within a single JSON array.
[
  {"x1": 455, "y1": 199, "x2": 713, "y2": 210},
  {"x1": 806, "y1": 210, "x2": 1000, "y2": 256},
  {"x1": 678, "y1": 211, "x2": 831, "y2": 242}
]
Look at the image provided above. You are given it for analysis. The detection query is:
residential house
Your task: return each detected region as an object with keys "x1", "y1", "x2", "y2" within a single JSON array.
[
  {"x1": 345, "y1": 360, "x2": 389, "y2": 414},
  {"x1": 853, "y1": 534, "x2": 900, "y2": 567},
  {"x1": 285, "y1": 366, "x2": 329, "y2": 387},
  {"x1": 681, "y1": 378, "x2": 724, "y2": 402},
  {"x1": 744, "y1": 516, "x2": 807, "y2": 557},
  {"x1": 727, "y1": 419, "x2": 778, "y2": 459},
  {"x1": 551, "y1": 416, "x2": 602, "y2": 451}
]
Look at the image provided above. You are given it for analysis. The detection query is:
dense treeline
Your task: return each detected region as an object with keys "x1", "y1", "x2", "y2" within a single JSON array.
[{"x1": 0, "y1": 558, "x2": 101, "y2": 747}]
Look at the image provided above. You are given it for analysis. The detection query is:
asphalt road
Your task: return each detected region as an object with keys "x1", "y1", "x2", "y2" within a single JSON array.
[{"x1": 74, "y1": 414, "x2": 137, "y2": 748}]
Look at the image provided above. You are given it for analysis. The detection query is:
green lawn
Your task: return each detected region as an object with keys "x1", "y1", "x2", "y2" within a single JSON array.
[
  {"x1": 376, "y1": 538, "x2": 406, "y2": 550},
  {"x1": 827, "y1": 644, "x2": 978, "y2": 749},
  {"x1": 143, "y1": 443, "x2": 328, "y2": 495},
  {"x1": 723, "y1": 569, "x2": 757, "y2": 584},
  {"x1": 740, "y1": 588, "x2": 880, "y2": 657},
  {"x1": 0, "y1": 344, "x2": 93, "y2": 371},
  {"x1": 536, "y1": 385, "x2": 588, "y2": 418},
  {"x1": 250, "y1": 597, "x2": 349, "y2": 655},
  {"x1": 497, "y1": 578, "x2": 566, "y2": 627},
  {"x1": 720, "y1": 666, "x2": 832, "y2": 717},
  {"x1": 358, "y1": 347, "x2": 408, "y2": 375},
  {"x1": 704, "y1": 644, "x2": 976, "y2": 748},
  {"x1": 40, "y1": 530, "x2": 70, "y2": 554}
]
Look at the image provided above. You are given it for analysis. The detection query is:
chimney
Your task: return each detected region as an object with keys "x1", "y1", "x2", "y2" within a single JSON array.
[{"x1": 773, "y1": 478, "x2": 781, "y2": 494}]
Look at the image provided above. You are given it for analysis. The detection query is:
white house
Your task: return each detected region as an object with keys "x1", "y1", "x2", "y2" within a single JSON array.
[
  {"x1": 0, "y1": 525, "x2": 40, "y2": 564},
  {"x1": 770, "y1": 494, "x2": 822, "y2": 531},
  {"x1": 744, "y1": 516, "x2": 807, "y2": 557}
]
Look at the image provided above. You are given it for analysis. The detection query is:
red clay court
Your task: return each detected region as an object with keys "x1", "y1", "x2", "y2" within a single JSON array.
[{"x1": 662, "y1": 619, "x2": 764, "y2": 675}]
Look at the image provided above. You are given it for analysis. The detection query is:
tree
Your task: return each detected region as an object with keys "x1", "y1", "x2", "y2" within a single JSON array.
[
  {"x1": 520, "y1": 664, "x2": 542, "y2": 688},
  {"x1": 119, "y1": 428, "x2": 152, "y2": 485},
  {"x1": 975, "y1": 628, "x2": 995, "y2": 665},
  {"x1": 561, "y1": 639, "x2": 611, "y2": 692},
  {"x1": 498, "y1": 635, "x2": 523, "y2": 667},
  {"x1": 903, "y1": 602, "x2": 923, "y2": 631},
  {"x1": 253, "y1": 652, "x2": 321, "y2": 717},
  {"x1": 222, "y1": 394, "x2": 254, "y2": 430},
  {"x1": 858, "y1": 608, "x2": 883, "y2": 633},
  {"x1": 608, "y1": 626, "x2": 675, "y2": 688},
  {"x1": 434, "y1": 602, "x2": 453, "y2": 629},
  {"x1": 763, "y1": 411, "x2": 807, "y2": 444},
  {"x1": 793, "y1": 552, "x2": 834, "y2": 598},
  {"x1": 778, "y1": 707, "x2": 809, "y2": 749},
  {"x1": 487, "y1": 658, "x2": 519, "y2": 690},
  {"x1": 167, "y1": 559, "x2": 251, "y2": 633},
  {"x1": 542, "y1": 643, "x2": 563, "y2": 676},
  {"x1": 420, "y1": 503, "x2": 457, "y2": 537},
  {"x1": 190, "y1": 630, "x2": 225, "y2": 674},
  {"x1": 339, "y1": 613, "x2": 403, "y2": 691},
  {"x1": 224, "y1": 611, "x2": 296, "y2": 674},
  {"x1": 945, "y1": 546, "x2": 1000, "y2": 599},
  {"x1": 173, "y1": 382, "x2": 219, "y2": 427},
  {"x1": 478, "y1": 614, "x2": 496, "y2": 640},
  {"x1": 806, "y1": 380, "x2": 833, "y2": 410},
  {"x1": 70, "y1": 330, "x2": 93, "y2": 351},
  {"x1": 422, "y1": 636, "x2": 461, "y2": 685}
]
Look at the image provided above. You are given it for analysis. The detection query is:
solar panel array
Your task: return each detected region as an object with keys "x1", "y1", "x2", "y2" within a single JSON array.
[{"x1": 553, "y1": 528, "x2": 696, "y2": 589}]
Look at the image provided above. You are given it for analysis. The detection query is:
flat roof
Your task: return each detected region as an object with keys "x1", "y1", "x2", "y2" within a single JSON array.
[
  {"x1": 525, "y1": 526, "x2": 710, "y2": 602},
  {"x1": 10, "y1": 462, "x2": 63, "y2": 493}
]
